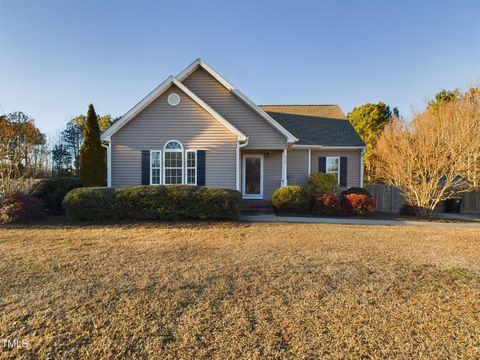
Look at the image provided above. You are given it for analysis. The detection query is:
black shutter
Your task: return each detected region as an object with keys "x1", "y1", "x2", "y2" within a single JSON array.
[
  {"x1": 318, "y1": 157, "x2": 326, "y2": 173},
  {"x1": 197, "y1": 150, "x2": 206, "y2": 186},
  {"x1": 141, "y1": 150, "x2": 150, "y2": 185},
  {"x1": 340, "y1": 157, "x2": 348, "y2": 187}
]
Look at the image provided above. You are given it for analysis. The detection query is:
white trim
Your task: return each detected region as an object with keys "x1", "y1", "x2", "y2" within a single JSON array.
[
  {"x1": 101, "y1": 76, "x2": 247, "y2": 142},
  {"x1": 242, "y1": 154, "x2": 264, "y2": 199},
  {"x1": 308, "y1": 149, "x2": 311, "y2": 176},
  {"x1": 176, "y1": 58, "x2": 298, "y2": 143},
  {"x1": 101, "y1": 143, "x2": 111, "y2": 187},
  {"x1": 185, "y1": 149, "x2": 197, "y2": 186},
  {"x1": 236, "y1": 139, "x2": 249, "y2": 191},
  {"x1": 163, "y1": 140, "x2": 183, "y2": 185},
  {"x1": 326, "y1": 156, "x2": 341, "y2": 185},
  {"x1": 281, "y1": 149, "x2": 288, "y2": 187},
  {"x1": 291, "y1": 145, "x2": 367, "y2": 150},
  {"x1": 360, "y1": 148, "x2": 365, "y2": 188},
  {"x1": 150, "y1": 150, "x2": 162, "y2": 185}
]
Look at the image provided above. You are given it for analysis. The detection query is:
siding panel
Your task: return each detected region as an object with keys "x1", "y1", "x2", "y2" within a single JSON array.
[
  {"x1": 111, "y1": 84, "x2": 237, "y2": 189},
  {"x1": 183, "y1": 68, "x2": 287, "y2": 149},
  {"x1": 287, "y1": 150, "x2": 309, "y2": 186}
]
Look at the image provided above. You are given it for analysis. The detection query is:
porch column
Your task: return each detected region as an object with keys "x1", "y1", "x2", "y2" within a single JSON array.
[
  {"x1": 236, "y1": 143, "x2": 240, "y2": 191},
  {"x1": 282, "y1": 149, "x2": 288, "y2": 186}
]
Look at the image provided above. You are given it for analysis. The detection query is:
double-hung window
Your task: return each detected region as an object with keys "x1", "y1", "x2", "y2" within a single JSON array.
[
  {"x1": 163, "y1": 141, "x2": 183, "y2": 184},
  {"x1": 326, "y1": 157, "x2": 340, "y2": 184},
  {"x1": 186, "y1": 150, "x2": 197, "y2": 185},
  {"x1": 150, "y1": 150, "x2": 162, "y2": 185}
]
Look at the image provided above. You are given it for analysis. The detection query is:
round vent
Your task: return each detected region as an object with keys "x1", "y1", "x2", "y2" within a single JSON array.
[{"x1": 167, "y1": 93, "x2": 180, "y2": 106}]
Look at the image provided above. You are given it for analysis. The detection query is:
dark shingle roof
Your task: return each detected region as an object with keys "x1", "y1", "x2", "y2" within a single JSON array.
[{"x1": 260, "y1": 105, "x2": 366, "y2": 147}]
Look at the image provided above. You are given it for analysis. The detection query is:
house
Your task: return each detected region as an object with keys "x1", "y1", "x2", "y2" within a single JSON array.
[{"x1": 101, "y1": 59, "x2": 366, "y2": 200}]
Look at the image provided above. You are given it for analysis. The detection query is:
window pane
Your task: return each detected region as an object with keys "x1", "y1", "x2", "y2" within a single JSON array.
[
  {"x1": 165, "y1": 141, "x2": 182, "y2": 150},
  {"x1": 326, "y1": 157, "x2": 339, "y2": 172},
  {"x1": 152, "y1": 168, "x2": 161, "y2": 185}
]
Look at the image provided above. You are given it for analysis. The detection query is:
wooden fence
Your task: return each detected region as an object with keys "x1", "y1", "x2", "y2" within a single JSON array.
[{"x1": 365, "y1": 184, "x2": 480, "y2": 214}]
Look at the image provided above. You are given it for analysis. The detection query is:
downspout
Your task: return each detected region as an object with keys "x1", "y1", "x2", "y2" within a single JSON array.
[
  {"x1": 101, "y1": 141, "x2": 112, "y2": 188},
  {"x1": 236, "y1": 138, "x2": 249, "y2": 191}
]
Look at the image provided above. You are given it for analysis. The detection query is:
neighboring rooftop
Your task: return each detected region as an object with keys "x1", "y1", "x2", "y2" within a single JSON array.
[{"x1": 260, "y1": 105, "x2": 366, "y2": 147}]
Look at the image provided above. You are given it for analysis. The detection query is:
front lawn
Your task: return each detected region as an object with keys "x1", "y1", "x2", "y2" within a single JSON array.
[{"x1": 1, "y1": 223, "x2": 479, "y2": 358}]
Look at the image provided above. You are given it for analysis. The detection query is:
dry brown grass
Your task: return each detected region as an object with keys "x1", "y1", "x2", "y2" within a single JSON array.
[{"x1": 1, "y1": 222, "x2": 480, "y2": 359}]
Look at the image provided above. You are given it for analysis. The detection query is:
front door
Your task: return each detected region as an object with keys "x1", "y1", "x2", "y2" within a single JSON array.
[{"x1": 242, "y1": 154, "x2": 264, "y2": 199}]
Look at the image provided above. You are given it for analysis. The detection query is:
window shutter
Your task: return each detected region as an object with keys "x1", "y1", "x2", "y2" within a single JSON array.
[
  {"x1": 141, "y1": 150, "x2": 150, "y2": 185},
  {"x1": 197, "y1": 150, "x2": 206, "y2": 186},
  {"x1": 340, "y1": 157, "x2": 348, "y2": 187},
  {"x1": 318, "y1": 157, "x2": 326, "y2": 173}
]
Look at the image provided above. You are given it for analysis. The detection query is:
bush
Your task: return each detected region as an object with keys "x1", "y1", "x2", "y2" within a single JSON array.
[
  {"x1": 341, "y1": 194, "x2": 376, "y2": 216},
  {"x1": 0, "y1": 191, "x2": 44, "y2": 224},
  {"x1": 63, "y1": 185, "x2": 241, "y2": 221},
  {"x1": 272, "y1": 185, "x2": 310, "y2": 213},
  {"x1": 30, "y1": 177, "x2": 81, "y2": 213},
  {"x1": 312, "y1": 193, "x2": 340, "y2": 215},
  {"x1": 307, "y1": 173, "x2": 338, "y2": 197},
  {"x1": 63, "y1": 187, "x2": 116, "y2": 221},
  {"x1": 341, "y1": 187, "x2": 372, "y2": 198}
]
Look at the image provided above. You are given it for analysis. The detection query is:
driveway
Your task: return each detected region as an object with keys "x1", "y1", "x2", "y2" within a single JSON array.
[{"x1": 241, "y1": 214, "x2": 480, "y2": 228}]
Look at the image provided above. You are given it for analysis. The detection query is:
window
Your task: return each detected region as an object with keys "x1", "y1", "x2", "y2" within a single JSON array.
[
  {"x1": 150, "y1": 150, "x2": 162, "y2": 185},
  {"x1": 167, "y1": 93, "x2": 181, "y2": 106},
  {"x1": 186, "y1": 150, "x2": 197, "y2": 185},
  {"x1": 326, "y1": 157, "x2": 340, "y2": 184},
  {"x1": 163, "y1": 140, "x2": 183, "y2": 184}
]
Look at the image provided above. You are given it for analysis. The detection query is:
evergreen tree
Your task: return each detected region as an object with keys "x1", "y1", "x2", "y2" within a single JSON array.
[
  {"x1": 79, "y1": 104, "x2": 106, "y2": 186},
  {"x1": 347, "y1": 102, "x2": 396, "y2": 183}
]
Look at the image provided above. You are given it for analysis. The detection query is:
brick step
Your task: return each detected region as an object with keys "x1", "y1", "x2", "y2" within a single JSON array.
[{"x1": 241, "y1": 200, "x2": 273, "y2": 214}]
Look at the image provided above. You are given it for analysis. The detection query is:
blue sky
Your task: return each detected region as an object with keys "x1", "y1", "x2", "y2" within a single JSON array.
[{"x1": 1, "y1": 0, "x2": 479, "y2": 138}]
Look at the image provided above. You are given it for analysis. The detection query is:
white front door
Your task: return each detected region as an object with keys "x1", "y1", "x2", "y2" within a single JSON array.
[{"x1": 242, "y1": 154, "x2": 264, "y2": 199}]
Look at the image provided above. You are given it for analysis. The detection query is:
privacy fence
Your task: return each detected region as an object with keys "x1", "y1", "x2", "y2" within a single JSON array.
[{"x1": 365, "y1": 184, "x2": 480, "y2": 214}]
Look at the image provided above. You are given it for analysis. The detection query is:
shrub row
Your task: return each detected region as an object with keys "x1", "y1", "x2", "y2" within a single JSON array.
[
  {"x1": 30, "y1": 177, "x2": 81, "y2": 213},
  {"x1": 272, "y1": 173, "x2": 376, "y2": 216},
  {"x1": 62, "y1": 185, "x2": 242, "y2": 221}
]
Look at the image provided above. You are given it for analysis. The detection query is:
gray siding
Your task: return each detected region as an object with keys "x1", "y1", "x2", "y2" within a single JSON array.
[
  {"x1": 241, "y1": 150, "x2": 282, "y2": 200},
  {"x1": 310, "y1": 150, "x2": 362, "y2": 189},
  {"x1": 111, "y1": 84, "x2": 237, "y2": 188},
  {"x1": 182, "y1": 68, "x2": 288, "y2": 150},
  {"x1": 287, "y1": 150, "x2": 309, "y2": 186}
]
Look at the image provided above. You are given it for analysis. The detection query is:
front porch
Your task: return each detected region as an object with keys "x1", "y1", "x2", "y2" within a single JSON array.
[{"x1": 238, "y1": 149, "x2": 287, "y2": 200}]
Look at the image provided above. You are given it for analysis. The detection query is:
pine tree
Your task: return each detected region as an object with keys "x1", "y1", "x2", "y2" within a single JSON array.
[{"x1": 79, "y1": 104, "x2": 106, "y2": 186}]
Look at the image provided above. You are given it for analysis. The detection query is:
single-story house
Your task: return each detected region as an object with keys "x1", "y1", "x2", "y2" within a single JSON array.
[{"x1": 101, "y1": 59, "x2": 366, "y2": 200}]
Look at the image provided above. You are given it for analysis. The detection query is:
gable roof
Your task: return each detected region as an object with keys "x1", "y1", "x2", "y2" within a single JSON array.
[
  {"x1": 101, "y1": 76, "x2": 247, "y2": 141},
  {"x1": 176, "y1": 59, "x2": 298, "y2": 143},
  {"x1": 260, "y1": 105, "x2": 366, "y2": 147}
]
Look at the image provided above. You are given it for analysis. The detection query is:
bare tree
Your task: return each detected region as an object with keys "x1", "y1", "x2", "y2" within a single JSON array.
[
  {"x1": 375, "y1": 90, "x2": 480, "y2": 216},
  {"x1": 0, "y1": 112, "x2": 47, "y2": 195}
]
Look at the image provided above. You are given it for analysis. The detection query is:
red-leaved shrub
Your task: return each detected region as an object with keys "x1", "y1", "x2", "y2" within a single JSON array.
[
  {"x1": 313, "y1": 193, "x2": 340, "y2": 215},
  {"x1": 341, "y1": 194, "x2": 376, "y2": 216},
  {"x1": 0, "y1": 191, "x2": 44, "y2": 224}
]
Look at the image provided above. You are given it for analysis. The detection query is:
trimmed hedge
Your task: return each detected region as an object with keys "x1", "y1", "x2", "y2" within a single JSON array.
[
  {"x1": 307, "y1": 173, "x2": 338, "y2": 197},
  {"x1": 62, "y1": 185, "x2": 241, "y2": 221},
  {"x1": 31, "y1": 177, "x2": 81, "y2": 212},
  {"x1": 272, "y1": 185, "x2": 310, "y2": 213}
]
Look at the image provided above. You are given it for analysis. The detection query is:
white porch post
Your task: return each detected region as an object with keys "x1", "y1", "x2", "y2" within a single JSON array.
[
  {"x1": 360, "y1": 148, "x2": 365, "y2": 188},
  {"x1": 282, "y1": 149, "x2": 288, "y2": 187},
  {"x1": 307, "y1": 149, "x2": 311, "y2": 175},
  {"x1": 236, "y1": 142, "x2": 240, "y2": 191}
]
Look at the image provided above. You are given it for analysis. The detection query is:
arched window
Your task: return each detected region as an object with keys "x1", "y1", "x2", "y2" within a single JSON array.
[{"x1": 163, "y1": 140, "x2": 183, "y2": 184}]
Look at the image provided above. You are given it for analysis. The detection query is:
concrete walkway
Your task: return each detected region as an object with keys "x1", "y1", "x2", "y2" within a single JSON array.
[{"x1": 241, "y1": 214, "x2": 480, "y2": 228}]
